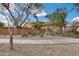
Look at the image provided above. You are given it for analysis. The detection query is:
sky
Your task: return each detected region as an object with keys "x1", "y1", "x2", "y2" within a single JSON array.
[
  {"x1": 38, "y1": 3, "x2": 79, "y2": 24},
  {"x1": 0, "y1": 3, "x2": 79, "y2": 26}
]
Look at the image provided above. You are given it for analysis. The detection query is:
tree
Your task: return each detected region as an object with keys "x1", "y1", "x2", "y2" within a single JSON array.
[
  {"x1": 0, "y1": 3, "x2": 43, "y2": 50},
  {"x1": 74, "y1": 3, "x2": 79, "y2": 12},
  {"x1": 72, "y1": 3, "x2": 79, "y2": 32},
  {"x1": 32, "y1": 22, "x2": 44, "y2": 29},
  {"x1": 46, "y1": 8, "x2": 67, "y2": 34},
  {"x1": 0, "y1": 22, "x2": 5, "y2": 27},
  {"x1": 29, "y1": 3, "x2": 43, "y2": 32}
]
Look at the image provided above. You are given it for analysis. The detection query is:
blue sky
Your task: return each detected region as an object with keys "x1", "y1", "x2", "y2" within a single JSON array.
[
  {"x1": 37, "y1": 3, "x2": 79, "y2": 24},
  {"x1": 1, "y1": 3, "x2": 79, "y2": 25}
]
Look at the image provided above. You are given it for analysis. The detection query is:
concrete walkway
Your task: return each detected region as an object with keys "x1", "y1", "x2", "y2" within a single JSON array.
[{"x1": 0, "y1": 38, "x2": 79, "y2": 44}]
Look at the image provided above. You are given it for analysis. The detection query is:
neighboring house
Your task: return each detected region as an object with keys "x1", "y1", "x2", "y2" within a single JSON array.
[
  {"x1": 72, "y1": 16, "x2": 79, "y2": 32},
  {"x1": 23, "y1": 22, "x2": 61, "y2": 33},
  {"x1": 65, "y1": 24, "x2": 73, "y2": 32},
  {"x1": 73, "y1": 22, "x2": 79, "y2": 32},
  {"x1": 49, "y1": 24, "x2": 61, "y2": 32},
  {"x1": 24, "y1": 23, "x2": 33, "y2": 29},
  {"x1": 23, "y1": 23, "x2": 34, "y2": 33},
  {"x1": 40, "y1": 23, "x2": 61, "y2": 32}
]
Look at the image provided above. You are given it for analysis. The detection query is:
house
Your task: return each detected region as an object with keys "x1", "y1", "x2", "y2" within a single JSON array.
[
  {"x1": 65, "y1": 24, "x2": 73, "y2": 32},
  {"x1": 72, "y1": 16, "x2": 79, "y2": 32},
  {"x1": 39, "y1": 22, "x2": 61, "y2": 32}
]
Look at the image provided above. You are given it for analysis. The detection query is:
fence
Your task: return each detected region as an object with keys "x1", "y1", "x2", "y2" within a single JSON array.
[{"x1": 0, "y1": 27, "x2": 27, "y2": 35}]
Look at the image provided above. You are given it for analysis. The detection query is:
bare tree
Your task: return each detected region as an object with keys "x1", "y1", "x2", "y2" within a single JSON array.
[{"x1": 0, "y1": 3, "x2": 43, "y2": 50}]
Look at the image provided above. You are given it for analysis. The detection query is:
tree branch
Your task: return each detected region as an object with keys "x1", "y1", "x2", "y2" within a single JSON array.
[
  {"x1": 19, "y1": 12, "x2": 29, "y2": 27},
  {"x1": 17, "y1": 4, "x2": 29, "y2": 22},
  {"x1": 2, "y1": 3, "x2": 16, "y2": 21}
]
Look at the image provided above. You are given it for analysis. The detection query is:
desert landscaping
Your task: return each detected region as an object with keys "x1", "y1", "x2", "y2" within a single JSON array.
[{"x1": 0, "y1": 3, "x2": 79, "y2": 56}]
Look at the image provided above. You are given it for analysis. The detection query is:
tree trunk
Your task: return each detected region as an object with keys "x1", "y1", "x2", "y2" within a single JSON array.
[
  {"x1": 1, "y1": 10, "x2": 14, "y2": 50},
  {"x1": 10, "y1": 33, "x2": 13, "y2": 50},
  {"x1": 34, "y1": 15, "x2": 39, "y2": 33},
  {"x1": 62, "y1": 26, "x2": 65, "y2": 36}
]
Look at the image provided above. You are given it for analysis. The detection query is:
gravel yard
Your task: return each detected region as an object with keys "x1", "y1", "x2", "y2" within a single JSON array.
[
  {"x1": 0, "y1": 35, "x2": 79, "y2": 56},
  {"x1": 0, "y1": 44, "x2": 79, "y2": 56}
]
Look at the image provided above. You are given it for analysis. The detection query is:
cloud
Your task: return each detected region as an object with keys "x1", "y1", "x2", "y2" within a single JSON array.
[
  {"x1": 9, "y1": 3, "x2": 16, "y2": 12},
  {"x1": 30, "y1": 9, "x2": 47, "y2": 17},
  {"x1": 0, "y1": 14, "x2": 8, "y2": 26},
  {"x1": 72, "y1": 16, "x2": 79, "y2": 22},
  {"x1": 36, "y1": 10, "x2": 47, "y2": 17},
  {"x1": 0, "y1": 14, "x2": 6, "y2": 21},
  {"x1": 0, "y1": 14, "x2": 13, "y2": 27}
]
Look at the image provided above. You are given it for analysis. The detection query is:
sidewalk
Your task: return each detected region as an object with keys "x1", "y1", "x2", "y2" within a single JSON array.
[{"x1": 0, "y1": 38, "x2": 79, "y2": 44}]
